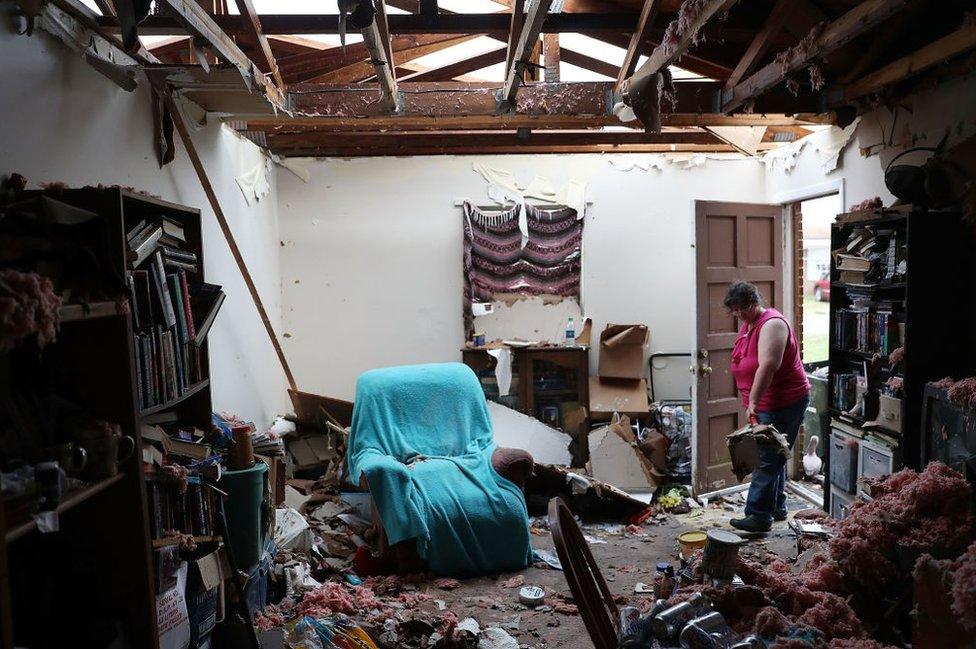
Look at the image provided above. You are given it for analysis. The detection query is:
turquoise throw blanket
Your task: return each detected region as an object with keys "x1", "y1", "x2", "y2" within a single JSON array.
[{"x1": 346, "y1": 363, "x2": 533, "y2": 576}]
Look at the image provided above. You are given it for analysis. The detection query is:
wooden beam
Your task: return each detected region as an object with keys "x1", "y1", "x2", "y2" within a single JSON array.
[
  {"x1": 102, "y1": 12, "x2": 649, "y2": 35},
  {"x1": 627, "y1": 0, "x2": 738, "y2": 84},
  {"x1": 233, "y1": 0, "x2": 284, "y2": 89},
  {"x1": 505, "y1": 0, "x2": 526, "y2": 75},
  {"x1": 270, "y1": 142, "x2": 780, "y2": 157},
  {"x1": 722, "y1": 0, "x2": 912, "y2": 112},
  {"x1": 543, "y1": 33, "x2": 560, "y2": 82},
  {"x1": 401, "y1": 47, "x2": 507, "y2": 81},
  {"x1": 502, "y1": 0, "x2": 555, "y2": 106},
  {"x1": 616, "y1": 0, "x2": 661, "y2": 89},
  {"x1": 93, "y1": 0, "x2": 116, "y2": 15},
  {"x1": 161, "y1": 92, "x2": 298, "y2": 392},
  {"x1": 594, "y1": 32, "x2": 732, "y2": 80},
  {"x1": 838, "y1": 22, "x2": 976, "y2": 104},
  {"x1": 310, "y1": 34, "x2": 476, "y2": 83},
  {"x1": 724, "y1": 0, "x2": 793, "y2": 91},
  {"x1": 156, "y1": 0, "x2": 282, "y2": 105},
  {"x1": 360, "y1": 4, "x2": 398, "y2": 111},
  {"x1": 561, "y1": 48, "x2": 619, "y2": 78}
]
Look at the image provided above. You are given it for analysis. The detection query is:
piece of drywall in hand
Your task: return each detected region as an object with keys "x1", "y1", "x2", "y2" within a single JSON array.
[
  {"x1": 473, "y1": 296, "x2": 583, "y2": 343},
  {"x1": 0, "y1": 27, "x2": 289, "y2": 429},
  {"x1": 487, "y1": 401, "x2": 572, "y2": 466}
]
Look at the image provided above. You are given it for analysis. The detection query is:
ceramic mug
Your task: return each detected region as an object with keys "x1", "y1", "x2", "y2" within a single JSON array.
[
  {"x1": 42, "y1": 443, "x2": 87, "y2": 477},
  {"x1": 80, "y1": 435, "x2": 135, "y2": 480}
]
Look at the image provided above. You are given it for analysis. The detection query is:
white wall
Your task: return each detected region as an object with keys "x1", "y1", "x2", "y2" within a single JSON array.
[
  {"x1": 765, "y1": 72, "x2": 976, "y2": 209},
  {"x1": 278, "y1": 154, "x2": 769, "y2": 401},
  {"x1": 0, "y1": 27, "x2": 290, "y2": 428}
]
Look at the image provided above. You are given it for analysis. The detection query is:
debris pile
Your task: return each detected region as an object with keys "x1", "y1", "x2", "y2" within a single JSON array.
[
  {"x1": 632, "y1": 462, "x2": 976, "y2": 648},
  {"x1": 933, "y1": 376, "x2": 976, "y2": 410},
  {"x1": 0, "y1": 269, "x2": 62, "y2": 351}
]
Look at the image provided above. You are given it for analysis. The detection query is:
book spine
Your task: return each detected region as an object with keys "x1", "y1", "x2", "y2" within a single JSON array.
[
  {"x1": 153, "y1": 252, "x2": 177, "y2": 328},
  {"x1": 179, "y1": 270, "x2": 196, "y2": 342},
  {"x1": 133, "y1": 333, "x2": 145, "y2": 411}
]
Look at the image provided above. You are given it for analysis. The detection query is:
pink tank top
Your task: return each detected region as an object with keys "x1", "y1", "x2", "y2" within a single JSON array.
[{"x1": 730, "y1": 308, "x2": 810, "y2": 410}]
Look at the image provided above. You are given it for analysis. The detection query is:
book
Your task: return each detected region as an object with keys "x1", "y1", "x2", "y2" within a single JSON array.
[
  {"x1": 151, "y1": 251, "x2": 177, "y2": 328},
  {"x1": 160, "y1": 245, "x2": 198, "y2": 263},
  {"x1": 161, "y1": 215, "x2": 186, "y2": 243},
  {"x1": 129, "y1": 225, "x2": 163, "y2": 268},
  {"x1": 178, "y1": 271, "x2": 196, "y2": 342},
  {"x1": 835, "y1": 253, "x2": 871, "y2": 272},
  {"x1": 838, "y1": 270, "x2": 869, "y2": 284},
  {"x1": 126, "y1": 219, "x2": 148, "y2": 244},
  {"x1": 167, "y1": 274, "x2": 189, "y2": 345},
  {"x1": 189, "y1": 282, "x2": 225, "y2": 347}
]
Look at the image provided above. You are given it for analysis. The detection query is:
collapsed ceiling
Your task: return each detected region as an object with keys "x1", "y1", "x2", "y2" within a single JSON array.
[{"x1": 18, "y1": 0, "x2": 976, "y2": 157}]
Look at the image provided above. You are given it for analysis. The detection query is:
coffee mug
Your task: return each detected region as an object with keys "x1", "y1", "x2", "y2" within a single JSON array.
[
  {"x1": 35, "y1": 461, "x2": 67, "y2": 511},
  {"x1": 42, "y1": 443, "x2": 87, "y2": 477},
  {"x1": 80, "y1": 435, "x2": 135, "y2": 481}
]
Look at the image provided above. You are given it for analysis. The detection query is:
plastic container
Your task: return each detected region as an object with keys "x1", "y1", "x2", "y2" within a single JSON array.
[
  {"x1": 218, "y1": 462, "x2": 269, "y2": 570},
  {"x1": 677, "y1": 530, "x2": 707, "y2": 558}
]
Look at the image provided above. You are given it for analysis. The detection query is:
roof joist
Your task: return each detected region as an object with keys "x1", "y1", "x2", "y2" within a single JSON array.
[
  {"x1": 501, "y1": 0, "x2": 555, "y2": 108},
  {"x1": 722, "y1": 0, "x2": 913, "y2": 113}
]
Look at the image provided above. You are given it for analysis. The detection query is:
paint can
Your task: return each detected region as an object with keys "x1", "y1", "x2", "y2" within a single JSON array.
[
  {"x1": 518, "y1": 585, "x2": 545, "y2": 607},
  {"x1": 729, "y1": 635, "x2": 764, "y2": 649},
  {"x1": 702, "y1": 529, "x2": 745, "y2": 580},
  {"x1": 677, "y1": 530, "x2": 707, "y2": 558}
]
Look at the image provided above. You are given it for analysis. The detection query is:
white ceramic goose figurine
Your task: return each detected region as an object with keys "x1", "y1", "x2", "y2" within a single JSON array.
[{"x1": 803, "y1": 435, "x2": 823, "y2": 478}]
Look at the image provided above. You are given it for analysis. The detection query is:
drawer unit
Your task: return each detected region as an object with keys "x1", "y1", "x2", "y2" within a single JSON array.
[
  {"x1": 857, "y1": 437, "x2": 900, "y2": 495},
  {"x1": 830, "y1": 488, "x2": 855, "y2": 520},
  {"x1": 829, "y1": 425, "x2": 859, "y2": 493}
]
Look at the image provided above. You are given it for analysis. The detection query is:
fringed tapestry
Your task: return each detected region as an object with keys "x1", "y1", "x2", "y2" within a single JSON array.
[{"x1": 462, "y1": 201, "x2": 581, "y2": 336}]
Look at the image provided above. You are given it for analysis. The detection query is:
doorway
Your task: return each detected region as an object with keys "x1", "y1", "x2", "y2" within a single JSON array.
[{"x1": 793, "y1": 194, "x2": 841, "y2": 365}]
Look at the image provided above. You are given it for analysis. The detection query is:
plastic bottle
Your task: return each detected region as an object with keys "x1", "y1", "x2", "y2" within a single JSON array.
[{"x1": 565, "y1": 316, "x2": 575, "y2": 345}]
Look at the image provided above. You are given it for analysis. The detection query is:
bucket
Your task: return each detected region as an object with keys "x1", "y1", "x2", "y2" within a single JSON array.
[
  {"x1": 701, "y1": 529, "x2": 745, "y2": 580},
  {"x1": 677, "y1": 530, "x2": 707, "y2": 558},
  {"x1": 218, "y1": 462, "x2": 269, "y2": 570}
]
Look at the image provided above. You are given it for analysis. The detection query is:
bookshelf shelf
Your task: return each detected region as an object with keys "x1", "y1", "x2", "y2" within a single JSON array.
[
  {"x1": 830, "y1": 347, "x2": 889, "y2": 362},
  {"x1": 4, "y1": 474, "x2": 125, "y2": 543},
  {"x1": 140, "y1": 379, "x2": 210, "y2": 417},
  {"x1": 151, "y1": 534, "x2": 220, "y2": 549},
  {"x1": 59, "y1": 301, "x2": 129, "y2": 323},
  {"x1": 831, "y1": 282, "x2": 906, "y2": 291}
]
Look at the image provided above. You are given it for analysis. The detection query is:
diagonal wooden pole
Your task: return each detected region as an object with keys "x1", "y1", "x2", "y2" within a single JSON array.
[{"x1": 163, "y1": 91, "x2": 298, "y2": 392}]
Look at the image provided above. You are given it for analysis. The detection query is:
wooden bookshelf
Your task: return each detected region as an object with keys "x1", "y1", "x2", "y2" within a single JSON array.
[
  {"x1": 0, "y1": 187, "x2": 216, "y2": 649},
  {"x1": 824, "y1": 208, "x2": 976, "y2": 513}
]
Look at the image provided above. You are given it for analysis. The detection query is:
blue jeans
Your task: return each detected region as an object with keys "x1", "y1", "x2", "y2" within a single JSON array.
[{"x1": 744, "y1": 394, "x2": 810, "y2": 523}]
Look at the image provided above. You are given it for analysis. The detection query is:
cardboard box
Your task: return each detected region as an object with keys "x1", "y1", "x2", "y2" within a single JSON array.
[
  {"x1": 597, "y1": 324, "x2": 649, "y2": 380},
  {"x1": 589, "y1": 377, "x2": 650, "y2": 420}
]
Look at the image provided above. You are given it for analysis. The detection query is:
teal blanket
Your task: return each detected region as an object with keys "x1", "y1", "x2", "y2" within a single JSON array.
[{"x1": 346, "y1": 363, "x2": 532, "y2": 576}]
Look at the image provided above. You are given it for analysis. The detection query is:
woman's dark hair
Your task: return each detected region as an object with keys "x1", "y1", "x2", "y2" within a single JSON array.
[{"x1": 723, "y1": 281, "x2": 763, "y2": 311}]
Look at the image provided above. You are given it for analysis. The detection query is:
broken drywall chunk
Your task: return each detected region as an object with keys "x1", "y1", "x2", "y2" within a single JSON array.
[
  {"x1": 588, "y1": 415, "x2": 662, "y2": 492},
  {"x1": 487, "y1": 401, "x2": 572, "y2": 466}
]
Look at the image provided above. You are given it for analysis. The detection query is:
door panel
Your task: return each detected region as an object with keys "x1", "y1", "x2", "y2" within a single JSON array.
[{"x1": 695, "y1": 201, "x2": 783, "y2": 494}]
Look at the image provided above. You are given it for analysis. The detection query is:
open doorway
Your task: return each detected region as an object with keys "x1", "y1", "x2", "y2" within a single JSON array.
[{"x1": 795, "y1": 194, "x2": 841, "y2": 364}]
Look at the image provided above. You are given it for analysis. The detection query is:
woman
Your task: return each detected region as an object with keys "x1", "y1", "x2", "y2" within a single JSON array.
[{"x1": 726, "y1": 282, "x2": 810, "y2": 533}]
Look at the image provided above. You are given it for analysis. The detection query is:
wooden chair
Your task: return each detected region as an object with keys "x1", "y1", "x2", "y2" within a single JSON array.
[{"x1": 548, "y1": 496, "x2": 620, "y2": 649}]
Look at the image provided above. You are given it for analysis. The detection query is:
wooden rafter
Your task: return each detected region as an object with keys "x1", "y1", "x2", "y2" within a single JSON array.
[
  {"x1": 724, "y1": 0, "x2": 794, "y2": 91},
  {"x1": 401, "y1": 47, "x2": 508, "y2": 81},
  {"x1": 93, "y1": 0, "x2": 115, "y2": 15},
  {"x1": 311, "y1": 35, "x2": 477, "y2": 83},
  {"x1": 722, "y1": 0, "x2": 912, "y2": 112},
  {"x1": 594, "y1": 32, "x2": 731, "y2": 80},
  {"x1": 561, "y1": 48, "x2": 619, "y2": 78},
  {"x1": 543, "y1": 33, "x2": 561, "y2": 82},
  {"x1": 155, "y1": 0, "x2": 282, "y2": 105},
  {"x1": 616, "y1": 0, "x2": 661, "y2": 89},
  {"x1": 360, "y1": 1, "x2": 398, "y2": 111},
  {"x1": 501, "y1": 0, "x2": 555, "y2": 106},
  {"x1": 505, "y1": 0, "x2": 526, "y2": 75},
  {"x1": 625, "y1": 0, "x2": 738, "y2": 86},
  {"x1": 837, "y1": 21, "x2": 976, "y2": 105},
  {"x1": 233, "y1": 0, "x2": 284, "y2": 89}
]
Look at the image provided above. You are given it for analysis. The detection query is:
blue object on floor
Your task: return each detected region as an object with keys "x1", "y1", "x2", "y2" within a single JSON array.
[{"x1": 346, "y1": 362, "x2": 533, "y2": 576}]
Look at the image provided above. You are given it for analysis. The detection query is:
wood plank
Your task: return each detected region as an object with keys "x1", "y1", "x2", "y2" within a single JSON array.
[
  {"x1": 593, "y1": 32, "x2": 732, "y2": 80},
  {"x1": 162, "y1": 91, "x2": 298, "y2": 392},
  {"x1": 501, "y1": 0, "x2": 555, "y2": 105},
  {"x1": 360, "y1": 6, "x2": 398, "y2": 110},
  {"x1": 233, "y1": 0, "x2": 284, "y2": 88},
  {"x1": 271, "y1": 142, "x2": 780, "y2": 157},
  {"x1": 505, "y1": 0, "x2": 526, "y2": 76},
  {"x1": 102, "y1": 12, "x2": 648, "y2": 35},
  {"x1": 561, "y1": 48, "x2": 619, "y2": 78},
  {"x1": 544, "y1": 33, "x2": 561, "y2": 82},
  {"x1": 310, "y1": 34, "x2": 477, "y2": 83},
  {"x1": 616, "y1": 0, "x2": 661, "y2": 89},
  {"x1": 839, "y1": 22, "x2": 976, "y2": 104},
  {"x1": 722, "y1": 0, "x2": 912, "y2": 112},
  {"x1": 400, "y1": 47, "x2": 507, "y2": 81},
  {"x1": 627, "y1": 0, "x2": 739, "y2": 84},
  {"x1": 724, "y1": 0, "x2": 793, "y2": 91}
]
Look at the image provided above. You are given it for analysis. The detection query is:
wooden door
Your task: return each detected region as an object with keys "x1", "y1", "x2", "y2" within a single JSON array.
[{"x1": 694, "y1": 201, "x2": 784, "y2": 494}]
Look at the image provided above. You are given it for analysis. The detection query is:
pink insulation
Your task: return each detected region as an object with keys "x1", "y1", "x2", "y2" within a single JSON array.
[
  {"x1": 0, "y1": 270, "x2": 62, "y2": 352},
  {"x1": 661, "y1": 0, "x2": 709, "y2": 55},
  {"x1": 952, "y1": 540, "x2": 976, "y2": 631},
  {"x1": 850, "y1": 197, "x2": 883, "y2": 212},
  {"x1": 433, "y1": 577, "x2": 460, "y2": 590}
]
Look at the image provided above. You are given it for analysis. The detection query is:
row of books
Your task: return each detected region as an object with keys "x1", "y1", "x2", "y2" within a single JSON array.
[
  {"x1": 833, "y1": 370, "x2": 865, "y2": 414},
  {"x1": 832, "y1": 225, "x2": 906, "y2": 285},
  {"x1": 146, "y1": 475, "x2": 216, "y2": 540},
  {"x1": 133, "y1": 326, "x2": 204, "y2": 410},
  {"x1": 127, "y1": 216, "x2": 195, "y2": 270},
  {"x1": 833, "y1": 307, "x2": 898, "y2": 355}
]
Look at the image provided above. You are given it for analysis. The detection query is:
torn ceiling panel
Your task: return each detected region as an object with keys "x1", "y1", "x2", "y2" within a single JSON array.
[
  {"x1": 487, "y1": 401, "x2": 572, "y2": 467},
  {"x1": 146, "y1": 64, "x2": 289, "y2": 116}
]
